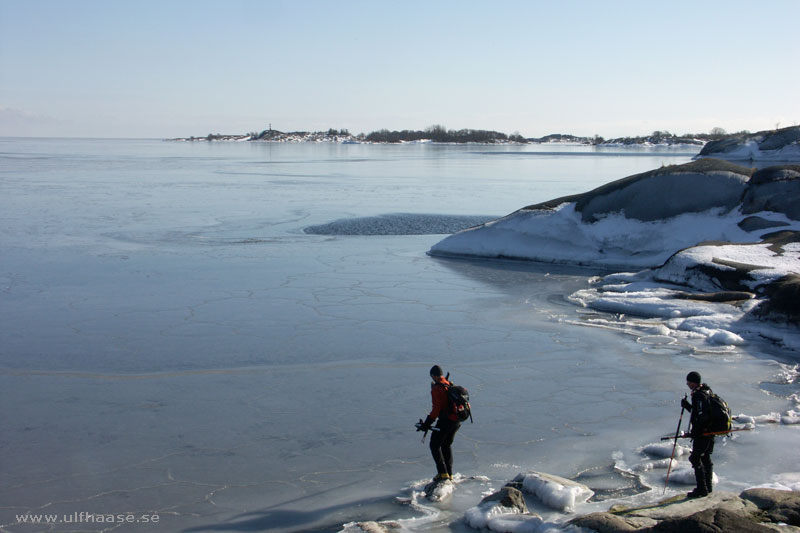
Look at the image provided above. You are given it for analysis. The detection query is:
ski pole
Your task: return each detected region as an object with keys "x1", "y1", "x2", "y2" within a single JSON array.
[
  {"x1": 660, "y1": 427, "x2": 752, "y2": 440},
  {"x1": 420, "y1": 426, "x2": 440, "y2": 443},
  {"x1": 701, "y1": 428, "x2": 751, "y2": 437},
  {"x1": 664, "y1": 394, "x2": 686, "y2": 494}
]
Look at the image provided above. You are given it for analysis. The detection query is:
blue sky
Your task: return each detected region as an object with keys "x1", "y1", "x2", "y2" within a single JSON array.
[{"x1": 1, "y1": 0, "x2": 798, "y2": 138}]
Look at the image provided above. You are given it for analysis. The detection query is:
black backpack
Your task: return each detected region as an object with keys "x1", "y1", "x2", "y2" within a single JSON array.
[
  {"x1": 707, "y1": 391, "x2": 732, "y2": 434},
  {"x1": 446, "y1": 383, "x2": 473, "y2": 423}
]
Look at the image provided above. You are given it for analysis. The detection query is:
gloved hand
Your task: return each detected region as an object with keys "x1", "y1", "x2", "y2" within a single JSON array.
[
  {"x1": 415, "y1": 416, "x2": 434, "y2": 432},
  {"x1": 681, "y1": 398, "x2": 692, "y2": 411}
]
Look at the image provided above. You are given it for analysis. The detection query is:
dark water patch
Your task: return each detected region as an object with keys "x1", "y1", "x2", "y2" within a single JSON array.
[{"x1": 304, "y1": 213, "x2": 497, "y2": 236}]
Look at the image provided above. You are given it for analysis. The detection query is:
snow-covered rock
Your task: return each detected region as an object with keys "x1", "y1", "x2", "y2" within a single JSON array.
[
  {"x1": 464, "y1": 486, "x2": 539, "y2": 531},
  {"x1": 513, "y1": 471, "x2": 594, "y2": 512},
  {"x1": 429, "y1": 159, "x2": 800, "y2": 345},
  {"x1": 695, "y1": 126, "x2": 800, "y2": 162},
  {"x1": 572, "y1": 159, "x2": 751, "y2": 223}
]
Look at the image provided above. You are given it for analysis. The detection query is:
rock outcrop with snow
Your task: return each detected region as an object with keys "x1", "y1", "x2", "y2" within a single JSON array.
[
  {"x1": 429, "y1": 159, "x2": 800, "y2": 337},
  {"x1": 569, "y1": 489, "x2": 800, "y2": 532},
  {"x1": 695, "y1": 125, "x2": 800, "y2": 162}
]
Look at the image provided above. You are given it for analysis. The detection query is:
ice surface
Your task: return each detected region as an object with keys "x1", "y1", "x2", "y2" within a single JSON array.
[{"x1": 1, "y1": 140, "x2": 798, "y2": 533}]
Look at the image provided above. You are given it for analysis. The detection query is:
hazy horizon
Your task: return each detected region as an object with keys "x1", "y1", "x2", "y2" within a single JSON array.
[{"x1": 2, "y1": 0, "x2": 799, "y2": 139}]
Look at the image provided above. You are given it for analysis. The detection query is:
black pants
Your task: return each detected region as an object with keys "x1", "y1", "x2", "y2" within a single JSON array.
[
  {"x1": 689, "y1": 436, "x2": 714, "y2": 493},
  {"x1": 429, "y1": 419, "x2": 460, "y2": 476}
]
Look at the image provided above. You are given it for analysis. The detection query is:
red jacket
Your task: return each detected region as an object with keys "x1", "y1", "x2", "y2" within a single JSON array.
[{"x1": 429, "y1": 376, "x2": 458, "y2": 422}]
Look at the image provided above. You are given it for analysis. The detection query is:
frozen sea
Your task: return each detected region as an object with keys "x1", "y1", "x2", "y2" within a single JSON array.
[{"x1": 0, "y1": 138, "x2": 797, "y2": 532}]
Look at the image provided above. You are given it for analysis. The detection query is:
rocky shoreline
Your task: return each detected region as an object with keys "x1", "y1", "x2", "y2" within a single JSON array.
[
  {"x1": 349, "y1": 482, "x2": 800, "y2": 533},
  {"x1": 569, "y1": 488, "x2": 800, "y2": 532}
]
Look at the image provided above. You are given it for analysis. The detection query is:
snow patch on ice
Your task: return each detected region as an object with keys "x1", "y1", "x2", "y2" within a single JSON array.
[
  {"x1": 567, "y1": 283, "x2": 754, "y2": 348},
  {"x1": 734, "y1": 413, "x2": 782, "y2": 425},
  {"x1": 515, "y1": 472, "x2": 594, "y2": 512},
  {"x1": 664, "y1": 466, "x2": 720, "y2": 486},
  {"x1": 641, "y1": 441, "x2": 691, "y2": 459},
  {"x1": 749, "y1": 472, "x2": 800, "y2": 491},
  {"x1": 464, "y1": 503, "x2": 580, "y2": 533},
  {"x1": 464, "y1": 503, "x2": 528, "y2": 530}
]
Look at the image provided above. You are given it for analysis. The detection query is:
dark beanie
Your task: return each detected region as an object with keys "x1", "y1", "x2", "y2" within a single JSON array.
[
  {"x1": 430, "y1": 365, "x2": 443, "y2": 377},
  {"x1": 686, "y1": 371, "x2": 702, "y2": 384}
]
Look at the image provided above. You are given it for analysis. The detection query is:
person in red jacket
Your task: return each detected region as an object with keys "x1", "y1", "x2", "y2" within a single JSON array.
[{"x1": 418, "y1": 365, "x2": 461, "y2": 482}]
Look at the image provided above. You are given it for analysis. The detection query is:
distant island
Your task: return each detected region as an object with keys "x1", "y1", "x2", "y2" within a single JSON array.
[
  {"x1": 170, "y1": 125, "x2": 799, "y2": 150},
  {"x1": 171, "y1": 125, "x2": 527, "y2": 144},
  {"x1": 529, "y1": 131, "x2": 708, "y2": 146}
]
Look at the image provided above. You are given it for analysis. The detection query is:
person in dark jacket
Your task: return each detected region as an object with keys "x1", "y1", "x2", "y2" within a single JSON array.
[
  {"x1": 418, "y1": 365, "x2": 461, "y2": 482},
  {"x1": 680, "y1": 371, "x2": 715, "y2": 498}
]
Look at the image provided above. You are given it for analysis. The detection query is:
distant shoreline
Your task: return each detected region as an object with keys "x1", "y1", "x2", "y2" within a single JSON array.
[{"x1": 169, "y1": 126, "x2": 749, "y2": 147}]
